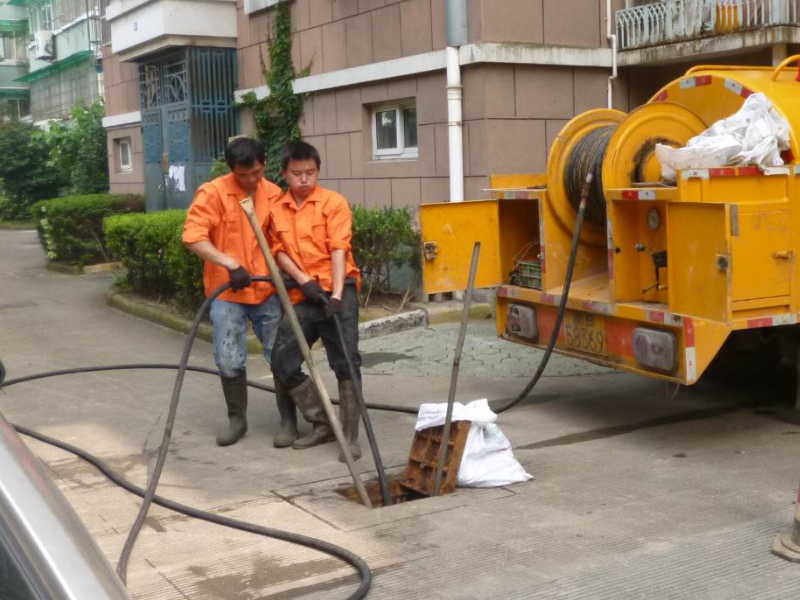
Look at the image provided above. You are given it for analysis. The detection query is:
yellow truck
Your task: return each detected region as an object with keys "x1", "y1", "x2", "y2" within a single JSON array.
[{"x1": 421, "y1": 57, "x2": 800, "y2": 391}]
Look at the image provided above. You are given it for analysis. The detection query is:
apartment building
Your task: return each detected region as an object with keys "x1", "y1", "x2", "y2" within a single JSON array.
[
  {"x1": 103, "y1": 0, "x2": 239, "y2": 209},
  {"x1": 101, "y1": 0, "x2": 800, "y2": 210},
  {"x1": 6, "y1": 0, "x2": 104, "y2": 124},
  {"x1": 0, "y1": 0, "x2": 29, "y2": 120}
]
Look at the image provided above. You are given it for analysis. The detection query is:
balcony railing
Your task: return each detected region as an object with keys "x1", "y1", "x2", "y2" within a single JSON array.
[{"x1": 616, "y1": 0, "x2": 800, "y2": 50}]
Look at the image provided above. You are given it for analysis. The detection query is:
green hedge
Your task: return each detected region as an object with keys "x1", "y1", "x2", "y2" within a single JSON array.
[
  {"x1": 104, "y1": 204, "x2": 420, "y2": 313},
  {"x1": 33, "y1": 193, "x2": 144, "y2": 266},
  {"x1": 104, "y1": 210, "x2": 204, "y2": 311}
]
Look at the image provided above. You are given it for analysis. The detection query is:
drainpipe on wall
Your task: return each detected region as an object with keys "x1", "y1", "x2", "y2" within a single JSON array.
[
  {"x1": 446, "y1": 0, "x2": 466, "y2": 204},
  {"x1": 606, "y1": 0, "x2": 618, "y2": 109}
]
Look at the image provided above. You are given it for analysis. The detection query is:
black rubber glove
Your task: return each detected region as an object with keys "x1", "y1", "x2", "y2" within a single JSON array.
[
  {"x1": 227, "y1": 266, "x2": 252, "y2": 291},
  {"x1": 301, "y1": 280, "x2": 327, "y2": 304},
  {"x1": 324, "y1": 297, "x2": 342, "y2": 319}
]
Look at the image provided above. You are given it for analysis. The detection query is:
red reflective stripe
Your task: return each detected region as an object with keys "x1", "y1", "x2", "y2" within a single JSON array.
[
  {"x1": 737, "y1": 166, "x2": 760, "y2": 176},
  {"x1": 684, "y1": 318, "x2": 695, "y2": 347},
  {"x1": 654, "y1": 91, "x2": 668, "y2": 102},
  {"x1": 741, "y1": 87, "x2": 753, "y2": 98},
  {"x1": 747, "y1": 317, "x2": 773, "y2": 328},
  {"x1": 709, "y1": 167, "x2": 736, "y2": 177},
  {"x1": 695, "y1": 75, "x2": 712, "y2": 86},
  {"x1": 622, "y1": 190, "x2": 638, "y2": 200}
]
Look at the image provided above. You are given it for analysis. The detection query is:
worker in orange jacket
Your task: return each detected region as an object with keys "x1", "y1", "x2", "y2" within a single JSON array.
[
  {"x1": 268, "y1": 140, "x2": 363, "y2": 460},
  {"x1": 183, "y1": 137, "x2": 295, "y2": 448}
]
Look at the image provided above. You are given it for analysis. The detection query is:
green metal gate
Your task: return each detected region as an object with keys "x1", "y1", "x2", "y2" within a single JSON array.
[{"x1": 139, "y1": 47, "x2": 237, "y2": 211}]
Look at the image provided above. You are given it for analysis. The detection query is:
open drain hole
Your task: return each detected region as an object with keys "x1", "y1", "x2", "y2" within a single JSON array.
[
  {"x1": 336, "y1": 476, "x2": 426, "y2": 508},
  {"x1": 337, "y1": 421, "x2": 472, "y2": 508}
]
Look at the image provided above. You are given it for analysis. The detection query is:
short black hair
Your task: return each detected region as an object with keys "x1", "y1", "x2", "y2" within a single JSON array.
[
  {"x1": 281, "y1": 140, "x2": 321, "y2": 171},
  {"x1": 225, "y1": 137, "x2": 265, "y2": 170}
]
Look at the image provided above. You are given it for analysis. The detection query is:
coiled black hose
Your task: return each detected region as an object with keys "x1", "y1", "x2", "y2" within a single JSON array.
[{"x1": 564, "y1": 126, "x2": 615, "y2": 225}]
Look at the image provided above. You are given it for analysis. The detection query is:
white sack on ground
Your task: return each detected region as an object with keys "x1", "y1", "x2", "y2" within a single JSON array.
[
  {"x1": 655, "y1": 92, "x2": 790, "y2": 183},
  {"x1": 415, "y1": 398, "x2": 533, "y2": 487}
]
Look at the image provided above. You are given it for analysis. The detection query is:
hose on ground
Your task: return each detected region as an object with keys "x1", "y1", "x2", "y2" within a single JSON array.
[
  {"x1": 1, "y1": 275, "x2": 373, "y2": 599},
  {"x1": 13, "y1": 423, "x2": 371, "y2": 599},
  {"x1": 0, "y1": 180, "x2": 590, "y2": 593}
]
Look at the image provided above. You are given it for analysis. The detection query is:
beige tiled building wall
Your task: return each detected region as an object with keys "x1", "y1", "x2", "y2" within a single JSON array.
[
  {"x1": 236, "y1": 0, "x2": 627, "y2": 210},
  {"x1": 102, "y1": 46, "x2": 145, "y2": 194}
]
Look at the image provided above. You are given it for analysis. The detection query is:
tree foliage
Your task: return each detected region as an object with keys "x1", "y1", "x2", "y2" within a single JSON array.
[
  {"x1": 47, "y1": 100, "x2": 109, "y2": 195},
  {"x1": 0, "y1": 121, "x2": 65, "y2": 219},
  {"x1": 240, "y1": 1, "x2": 306, "y2": 184}
]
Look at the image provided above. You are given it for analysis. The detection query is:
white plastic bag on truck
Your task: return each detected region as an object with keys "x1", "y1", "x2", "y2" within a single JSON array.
[
  {"x1": 414, "y1": 398, "x2": 533, "y2": 487},
  {"x1": 655, "y1": 92, "x2": 790, "y2": 183}
]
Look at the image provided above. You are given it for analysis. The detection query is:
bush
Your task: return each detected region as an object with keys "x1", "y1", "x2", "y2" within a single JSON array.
[
  {"x1": 0, "y1": 122, "x2": 66, "y2": 219},
  {"x1": 33, "y1": 194, "x2": 144, "y2": 265},
  {"x1": 351, "y1": 206, "x2": 420, "y2": 301},
  {"x1": 105, "y1": 210, "x2": 204, "y2": 311}
]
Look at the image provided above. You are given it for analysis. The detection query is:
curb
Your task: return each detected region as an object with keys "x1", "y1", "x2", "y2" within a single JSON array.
[
  {"x1": 359, "y1": 310, "x2": 428, "y2": 340},
  {"x1": 46, "y1": 261, "x2": 122, "y2": 276},
  {"x1": 412, "y1": 302, "x2": 493, "y2": 325},
  {"x1": 107, "y1": 290, "x2": 431, "y2": 352}
]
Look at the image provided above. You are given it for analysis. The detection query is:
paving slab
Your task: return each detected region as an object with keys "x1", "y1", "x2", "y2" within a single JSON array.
[{"x1": 2, "y1": 229, "x2": 800, "y2": 599}]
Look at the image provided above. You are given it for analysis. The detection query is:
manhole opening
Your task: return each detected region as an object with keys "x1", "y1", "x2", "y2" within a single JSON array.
[
  {"x1": 336, "y1": 476, "x2": 426, "y2": 508},
  {"x1": 336, "y1": 420, "x2": 473, "y2": 508}
]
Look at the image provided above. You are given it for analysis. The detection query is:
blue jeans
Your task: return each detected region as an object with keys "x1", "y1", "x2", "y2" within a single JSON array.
[{"x1": 210, "y1": 295, "x2": 282, "y2": 377}]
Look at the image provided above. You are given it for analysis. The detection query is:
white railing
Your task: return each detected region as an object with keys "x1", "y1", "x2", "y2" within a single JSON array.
[{"x1": 616, "y1": 0, "x2": 800, "y2": 50}]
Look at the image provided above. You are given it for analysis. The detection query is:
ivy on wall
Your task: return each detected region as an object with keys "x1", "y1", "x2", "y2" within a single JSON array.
[{"x1": 240, "y1": 0, "x2": 307, "y2": 185}]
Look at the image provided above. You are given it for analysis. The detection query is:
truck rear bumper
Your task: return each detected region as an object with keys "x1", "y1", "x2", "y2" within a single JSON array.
[{"x1": 496, "y1": 284, "x2": 731, "y2": 385}]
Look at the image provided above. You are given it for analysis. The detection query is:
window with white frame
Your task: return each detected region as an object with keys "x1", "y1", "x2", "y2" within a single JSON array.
[
  {"x1": 371, "y1": 101, "x2": 418, "y2": 160},
  {"x1": 0, "y1": 33, "x2": 27, "y2": 61},
  {"x1": 117, "y1": 137, "x2": 132, "y2": 172}
]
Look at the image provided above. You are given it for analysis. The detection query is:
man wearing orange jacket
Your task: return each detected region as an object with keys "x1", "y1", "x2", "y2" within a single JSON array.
[
  {"x1": 269, "y1": 141, "x2": 363, "y2": 461},
  {"x1": 183, "y1": 137, "x2": 293, "y2": 448}
]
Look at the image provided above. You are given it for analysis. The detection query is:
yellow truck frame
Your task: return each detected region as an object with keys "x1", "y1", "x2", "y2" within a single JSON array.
[{"x1": 421, "y1": 57, "x2": 800, "y2": 387}]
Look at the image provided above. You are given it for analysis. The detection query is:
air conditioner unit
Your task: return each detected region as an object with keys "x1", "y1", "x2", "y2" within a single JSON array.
[{"x1": 33, "y1": 30, "x2": 54, "y2": 60}]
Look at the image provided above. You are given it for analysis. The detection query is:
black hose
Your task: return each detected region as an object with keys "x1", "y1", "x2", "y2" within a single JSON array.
[
  {"x1": 2, "y1": 274, "x2": 372, "y2": 597},
  {"x1": 12, "y1": 424, "x2": 371, "y2": 599},
  {"x1": 493, "y1": 173, "x2": 592, "y2": 414},
  {"x1": 114, "y1": 278, "x2": 260, "y2": 582},
  {"x1": 0, "y1": 189, "x2": 588, "y2": 595}
]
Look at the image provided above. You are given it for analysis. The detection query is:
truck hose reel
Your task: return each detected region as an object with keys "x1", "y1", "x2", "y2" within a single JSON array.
[{"x1": 564, "y1": 125, "x2": 616, "y2": 226}]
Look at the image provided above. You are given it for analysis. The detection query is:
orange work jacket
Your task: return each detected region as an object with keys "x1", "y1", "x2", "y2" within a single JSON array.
[
  {"x1": 182, "y1": 173, "x2": 282, "y2": 304},
  {"x1": 269, "y1": 185, "x2": 361, "y2": 304}
]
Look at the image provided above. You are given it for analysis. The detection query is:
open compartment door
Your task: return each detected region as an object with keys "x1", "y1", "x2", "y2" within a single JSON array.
[
  {"x1": 667, "y1": 203, "x2": 731, "y2": 322},
  {"x1": 420, "y1": 200, "x2": 503, "y2": 294}
]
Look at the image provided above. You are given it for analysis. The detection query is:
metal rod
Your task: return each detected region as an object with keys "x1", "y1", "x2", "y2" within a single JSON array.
[
  {"x1": 432, "y1": 241, "x2": 480, "y2": 496},
  {"x1": 239, "y1": 197, "x2": 372, "y2": 508},
  {"x1": 332, "y1": 314, "x2": 392, "y2": 506}
]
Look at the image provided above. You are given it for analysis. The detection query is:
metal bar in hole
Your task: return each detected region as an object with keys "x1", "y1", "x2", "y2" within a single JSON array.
[{"x1": 432, "y1": 241, "x2": 481, "y2": 497}]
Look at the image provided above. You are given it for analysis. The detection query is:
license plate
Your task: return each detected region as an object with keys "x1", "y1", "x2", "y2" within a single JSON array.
[{"x1": 564, "y1": 312, "x2": 607, "y2": 356}]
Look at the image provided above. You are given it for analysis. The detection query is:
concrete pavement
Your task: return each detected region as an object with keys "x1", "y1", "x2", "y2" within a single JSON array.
[{"x1": 2, "y1": 228, "x2": 800, "y2": 599}]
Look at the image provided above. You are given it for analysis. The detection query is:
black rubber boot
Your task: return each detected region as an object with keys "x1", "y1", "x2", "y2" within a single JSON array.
[
  {"x1": 290, "y1": 378, "x2": 334, "y2": 449},
  {"x1": 216, "y1": 371, "x2": 248, "y2": 447},
  {"x1": 273, "y1": 380, "x2": 298, "y2": 448},
  {"x1": 337, "y1": 379, "x2": 362, "y2": 463}
]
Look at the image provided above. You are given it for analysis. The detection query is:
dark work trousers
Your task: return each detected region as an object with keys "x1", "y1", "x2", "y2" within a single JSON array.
[{"x1": 271, "y1": 283, "x2": 361, "y2": 390}]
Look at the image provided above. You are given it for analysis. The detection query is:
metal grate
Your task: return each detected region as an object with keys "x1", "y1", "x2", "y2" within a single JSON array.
[
  {"x1": 189, "y1": 47, "x2": 238, "y2": 162},
  {"x1": 616, "y1": 0, "x2": 800, "y2": 50}
]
